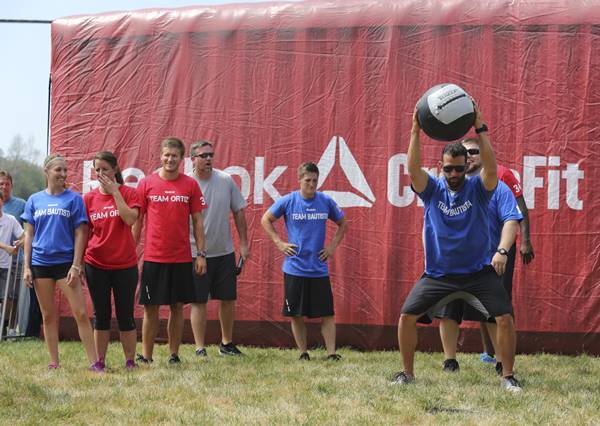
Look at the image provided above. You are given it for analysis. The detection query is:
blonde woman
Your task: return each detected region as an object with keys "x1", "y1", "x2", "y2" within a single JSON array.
[{"x1": 22, "y1": 154, "x2": 102, "y2": 371}]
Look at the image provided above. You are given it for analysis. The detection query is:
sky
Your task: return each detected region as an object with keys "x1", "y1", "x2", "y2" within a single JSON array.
[{"x1": 0, "y1": 0, "x2": 295, "y2": 163}]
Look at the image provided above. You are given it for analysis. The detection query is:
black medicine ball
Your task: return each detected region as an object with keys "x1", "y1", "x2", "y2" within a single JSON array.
[{"x1": 416, "y1": 84, "x2": 475, "y2": 141}]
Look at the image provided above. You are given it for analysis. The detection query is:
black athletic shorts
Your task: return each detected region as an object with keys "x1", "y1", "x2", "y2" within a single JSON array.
[
  {"x1": 189, "y1": 253, "x2": 237, "y2": 303},
  {"x1": 31, "y1": 263, "x2": 71, "y2": 281},
  {"x1": 401, "y1": 265, "x2": 513, "y2": 324},
  {"x1": 438, "y1": 245, "x2": 517, "y2": 324},
  {"x1": 282, "y1": 273, "x2": 334, "y2": 319},
  {"x1": 139, "y1": 261, "x2": 194, "y2": 305}
]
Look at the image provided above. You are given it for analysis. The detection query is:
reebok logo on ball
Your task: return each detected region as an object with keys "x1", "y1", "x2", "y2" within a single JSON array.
[{"x1": 417, "y1": 83, "x2": 475, "y2": 141}]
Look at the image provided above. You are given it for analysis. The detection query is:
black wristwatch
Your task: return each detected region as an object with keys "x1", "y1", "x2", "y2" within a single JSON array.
[
  {"x1": 197, "y1": 250, "x2": 207, "y2": 258},
  {"x1": 475, "y1": 123, "x2": 488, "y2": 134},
  {"x1": 496, "y1": 248, "x2": 508, "y2": 256}
]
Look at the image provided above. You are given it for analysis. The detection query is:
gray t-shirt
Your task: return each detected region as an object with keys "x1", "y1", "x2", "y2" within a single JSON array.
[{"x1": 190, "y1": 169, "x2": 247, "y2": 258}]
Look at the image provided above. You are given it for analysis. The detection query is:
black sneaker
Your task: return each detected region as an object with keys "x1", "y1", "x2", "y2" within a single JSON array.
[
  {"x1": 299, "y1": 352, "x2": 310, "y2": 361},
  {"x1": 168, "y1": 353, "x2": 181, "y2": 364},
  {"x1": 501, "y1": 375, "x2": 522, "y2": 393},
  {"x1": 442, "y1": 358, "x2": 460, "y2": 372},
  {"x1": 390, "y1": 371, "x2": 415, "y2": 385},
  {"x1": 495, "y1": 362, "x2": 503, "y2": 376},
  {"x1": 136, "y1": 353, "x2": 153, "y2": 364},
  {"x1": 326, "y1": 354, "x2": 342, "y2": 361},
  {"x1": 195, "y1": 348, "x2": 208, "y2": 357},
  {"x1": 219, "y1": 342, "x2": 243, "y2": 356}
]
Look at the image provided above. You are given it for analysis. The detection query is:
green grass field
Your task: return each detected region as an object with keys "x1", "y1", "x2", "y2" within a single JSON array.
[{"x1": 0, "y1": 341, "x2": 598, "y2": 425}]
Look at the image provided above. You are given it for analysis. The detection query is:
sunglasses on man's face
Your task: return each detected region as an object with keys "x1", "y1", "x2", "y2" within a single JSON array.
[
  {"x1": 193, "y1": 152, "x2": 214, "y2": 159},
  {"x1": 466, "y1": 148, "x2": 480, "y2": 156},
  {"x1": 442, "y1": 165, "x2": 466, "y2": 173}
]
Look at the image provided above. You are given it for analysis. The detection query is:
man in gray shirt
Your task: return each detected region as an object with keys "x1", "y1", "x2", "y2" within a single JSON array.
[{"x1": 189, "y1": 141, "x2": 250, "y2": 356}]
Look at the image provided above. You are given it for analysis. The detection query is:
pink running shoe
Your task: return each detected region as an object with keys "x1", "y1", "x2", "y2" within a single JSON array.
[
  {"x1": 48, "y1": 363, "x2": 60, "y2": 370},
  {"x1": 125, "y1": 359, "x2": 137, "y2": 369},
  {"x1": 88, "y1": 360, "x2": 105, "y2": 373}
]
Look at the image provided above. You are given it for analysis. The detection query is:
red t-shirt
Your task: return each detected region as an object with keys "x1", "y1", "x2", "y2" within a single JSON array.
[
  {"x1": 84, "y1": 185, "x2": 142, "y2": 269},
  {"x1": 138, "y1": 172, "x2": 206, "y2": 263},
  {"x1": 497, "y1": 165, "x2": 523, "y2": 199}
]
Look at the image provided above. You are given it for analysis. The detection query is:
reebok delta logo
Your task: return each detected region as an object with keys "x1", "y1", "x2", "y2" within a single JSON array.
[{"x1": 317, "y1": 136, "x2": 376, "y2": 208}]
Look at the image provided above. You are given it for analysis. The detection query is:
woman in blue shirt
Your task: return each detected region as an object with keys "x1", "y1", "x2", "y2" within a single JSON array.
[{"x1": 22, "y1": 154, "x2": 102, "y2": 372}]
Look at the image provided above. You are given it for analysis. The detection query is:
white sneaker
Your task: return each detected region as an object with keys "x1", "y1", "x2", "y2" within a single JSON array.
[
  {"x1": 501, "y1": 376, "x2": 523, "y2": 393},
  {"x1": 391, "y1": 371, "x2": 415, "y2": 385}
]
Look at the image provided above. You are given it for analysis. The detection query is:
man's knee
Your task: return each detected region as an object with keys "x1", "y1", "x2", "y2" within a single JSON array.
[
  {"x1": 440, "y1": 317, "x2": 458, "y2": 326},
  {"x1": 290, "y1": 316, "x2": 305, "y2": 325},
  {"x1": 220, "y1": 300, "x2": 235, "y2": 312},
  {"x1": 144, "y1": 305, "x2": 159, "y2": 320},
  {"x1": 170, "y1": 303, "x2": 183, "y2": 314},
  {"x1": 399, "y1": 313, "x2": 418, "y2": 326},
  {"x1": 191, "y1": 303, "x2": 206, "y2": 318},
  {"x1": 495, "y1": 313, "x2": 514, "y2": 329}
]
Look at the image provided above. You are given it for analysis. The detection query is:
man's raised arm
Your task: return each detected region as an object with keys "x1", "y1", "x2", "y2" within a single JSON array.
[{"x1": 407, "y1": 109, "x2": 429, "y2": 193}]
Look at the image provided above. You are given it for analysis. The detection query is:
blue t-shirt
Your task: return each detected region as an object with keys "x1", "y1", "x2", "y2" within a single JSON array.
[
  {"x1": 487, "y1": 180, "x2": 523, "y2": 260},
  {"x1": 21, "y1": 189, "x2": 88, "y2": 266},
  {"x1": 269, "y1": 191, "x2": 344, "y2": 277},
  {"x1": 3, "y1": 195, "x2": 26, "y2": 263},
  {"x1": 417, "y1": 174, "x2": 494, "y2": 277},
  {"x1": 3, "y1": 196, "x2": 26, "y2": 225}
]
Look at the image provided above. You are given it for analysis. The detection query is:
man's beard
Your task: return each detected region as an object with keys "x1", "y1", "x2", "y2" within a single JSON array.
[{"x1": 446, "y1": 175, "x2": 465, "y2": 190}]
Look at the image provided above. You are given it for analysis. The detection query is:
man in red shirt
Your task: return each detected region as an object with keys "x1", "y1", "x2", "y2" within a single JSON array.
[{"x1": 133, "y1": 137, "x2": 207, "y2": 364}]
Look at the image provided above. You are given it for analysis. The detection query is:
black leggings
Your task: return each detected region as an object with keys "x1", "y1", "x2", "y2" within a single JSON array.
[{"x1": 85, "y1": 263, "x2": 138, "y2": 331}]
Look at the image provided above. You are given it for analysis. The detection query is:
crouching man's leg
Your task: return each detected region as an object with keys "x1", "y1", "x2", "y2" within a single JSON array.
[
  {"x1": 398, "y1": 313, "x2": 419, "y2": 379},
  {"x1": 495, "y1": 314, "x2": 516, "y2": 377}
]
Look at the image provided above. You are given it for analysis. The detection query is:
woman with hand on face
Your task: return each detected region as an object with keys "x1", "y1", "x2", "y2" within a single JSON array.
[
  {"x1": 22, "y1": 154, "x2": 102, "y2": 371},
  {"x1": 83, "y1": 151, "x2": 141, "y2": 370}
]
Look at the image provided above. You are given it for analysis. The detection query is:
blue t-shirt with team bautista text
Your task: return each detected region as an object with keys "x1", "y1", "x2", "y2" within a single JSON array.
[
  {"x1": 487, "y1": 180, "x2": 523, "y2": 261},
  {"x1": 417, "y1": 174, "x2": 494, "y2": 277},
  {"x1": 21, "y1": 189, "x2": 88, "y2": 266},
  {"x1": 269, "y1": 191, "x2": 344, "y2": 278}
]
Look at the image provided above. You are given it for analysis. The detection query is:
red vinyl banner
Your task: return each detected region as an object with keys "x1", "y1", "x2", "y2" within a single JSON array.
[{"x1": 50, "y1": 1, "x2": 600, "y2": 352}]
